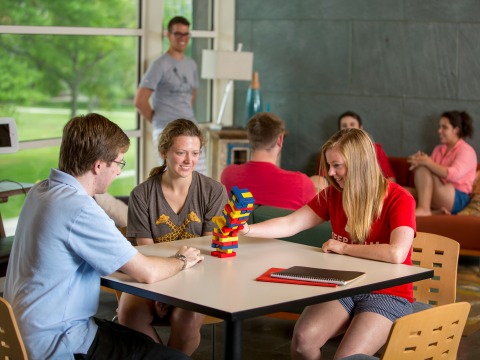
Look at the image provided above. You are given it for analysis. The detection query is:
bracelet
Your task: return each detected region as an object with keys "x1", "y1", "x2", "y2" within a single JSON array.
[
  {"x1": 172, "y1": 253, "x2": 187, "y2": 270},
  {"x1": 243, "y1": 223, "x2": 251, "y2": 236}
]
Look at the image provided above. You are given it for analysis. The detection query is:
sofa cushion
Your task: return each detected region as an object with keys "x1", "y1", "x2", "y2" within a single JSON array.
[
  {"x1": 416, "y1": 215, "x2": 480, "y2": 251},
  {"x1": 457, "y1": 171, "x2": 480, "y2": 216},
  {"x1": 458, "y1": 194, "x2": 480, "y2": 216}
]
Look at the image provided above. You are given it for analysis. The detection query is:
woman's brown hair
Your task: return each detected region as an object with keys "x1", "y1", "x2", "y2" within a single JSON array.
[
  {"x1": 149, "y1": 119, "x2": 205, "y2": 177},
  {"x1": 59, "y1": 113, "x2": 130, "y2": 176}
]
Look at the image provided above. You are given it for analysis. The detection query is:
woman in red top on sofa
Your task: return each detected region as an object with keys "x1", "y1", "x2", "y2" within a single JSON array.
[
  {"x1": 407, "y1": 110, "x2": 476, "y2": 216},
  {"x1": 337, "y1": 111, "x2": 396, "y2": 182},
  {"x1": 311, "y1": 111, "x2": 396, "y2": 191},
  {"x1": 242, "y1": 128, "x2": 416, "y2": 359}
]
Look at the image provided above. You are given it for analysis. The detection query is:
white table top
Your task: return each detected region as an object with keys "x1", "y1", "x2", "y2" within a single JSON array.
[{"x1": 101, "y1": 236, "x2": 433, "y2": 321}]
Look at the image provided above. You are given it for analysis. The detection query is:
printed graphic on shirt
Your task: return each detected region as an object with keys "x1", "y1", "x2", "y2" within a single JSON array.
[
  {"x1": 332, "y1": 231, "x2": 380, "y2": 245},
  {"x1": 154, "y1": 211, "x2": 201, "y2": 243}
]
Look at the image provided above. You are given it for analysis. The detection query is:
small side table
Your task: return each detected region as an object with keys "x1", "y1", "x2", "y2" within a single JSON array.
[{"x1": 206, "y1": 128, "x2": 250, "y2": 181}]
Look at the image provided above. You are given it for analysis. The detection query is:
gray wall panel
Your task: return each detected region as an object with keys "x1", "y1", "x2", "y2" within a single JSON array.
[
  {"x1": 458, "y1": 24, "x2": 480, "y2": 100},
  {"x1": 405, "y1": 0, "x2": 480, "y2": 22},
  {"x1": 235, "y1": 1, "x2": 480, "y2": 174}
]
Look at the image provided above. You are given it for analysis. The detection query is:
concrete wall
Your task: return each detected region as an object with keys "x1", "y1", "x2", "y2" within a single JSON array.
[{"x1": 234, "y1": 0, "x2": 480, "y2": 175}]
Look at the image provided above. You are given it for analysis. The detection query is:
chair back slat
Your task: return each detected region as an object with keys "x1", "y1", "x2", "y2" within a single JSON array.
[
  {"x1": 411, "y1": 232, "x2": 459, "y2": 306},
  {"x1": 0, "y1": 296, "x2": 28, "y2": 359}
]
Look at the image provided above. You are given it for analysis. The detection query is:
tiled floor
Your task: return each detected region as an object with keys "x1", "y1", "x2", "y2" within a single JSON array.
[{"x1": 97, "y1": 257, "x2": 480, "y2": 360}]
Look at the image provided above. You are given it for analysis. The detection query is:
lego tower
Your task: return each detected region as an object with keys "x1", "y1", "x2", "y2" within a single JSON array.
[{"x1": 211, "y1": 186, "x2": 255, "y2": 258}]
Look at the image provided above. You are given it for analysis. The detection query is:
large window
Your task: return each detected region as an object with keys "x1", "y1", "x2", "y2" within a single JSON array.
[{"x1": 0, "y1": 0, "x2": 227, "y2": 236}]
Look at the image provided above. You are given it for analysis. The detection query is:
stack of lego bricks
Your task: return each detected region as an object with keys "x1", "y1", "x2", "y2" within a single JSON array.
[{"x1": 211, "y1": 186, "x2": 255, "y2": 258}]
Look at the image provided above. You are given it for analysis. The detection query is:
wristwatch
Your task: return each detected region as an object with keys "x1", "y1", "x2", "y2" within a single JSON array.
[{"x1": 172, "y1": 253, "x2": 188, "y2": 270}]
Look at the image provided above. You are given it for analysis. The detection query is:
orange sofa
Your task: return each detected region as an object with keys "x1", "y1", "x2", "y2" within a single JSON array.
[{"x1": 389, "y1": 156, "x2": 480, "y2": 257}]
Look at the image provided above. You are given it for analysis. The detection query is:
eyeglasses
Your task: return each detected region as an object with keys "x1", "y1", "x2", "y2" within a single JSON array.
[
  {"x1": 111, "y1": 160, "x2": 126, "y2": 169},
  {"x1": 171, "y1": 31, "x2": 190, "y2": 38}
]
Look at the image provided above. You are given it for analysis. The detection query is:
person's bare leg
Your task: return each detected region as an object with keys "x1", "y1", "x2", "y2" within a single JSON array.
[
  {"x1": 430, "y1": 175, "x2": 456, "y2": 213},
  {"x1": 291, "y1": 301, "x2": 349, "y2": 360},
  {"x1": 168, "y1": 308, "x2": 204, "y2": 355},
  {"x1": 334, "y1": 312, "x2": 392, "y2": 359},
  {"x1": 413, "y1": 166, "x2": 434, "y2": 216},
  {"x1": 117, "y1": 293, "x2": 162, "y2": 342}
]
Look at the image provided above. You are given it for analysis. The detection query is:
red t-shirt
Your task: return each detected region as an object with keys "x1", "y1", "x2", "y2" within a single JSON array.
[
  {"x1": 308, "y1": 182, "x2": 416, "y2": 301},
  {"x1": 375, "y1": 143, "x2": 396, "y2": 179},
  {"x1": 221, "y1": 161, "x2": 316, "y2": 210}
]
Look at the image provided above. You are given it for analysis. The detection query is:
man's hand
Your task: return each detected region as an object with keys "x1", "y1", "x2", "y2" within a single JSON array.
[{"x1": 176, "y1": 245, "x2": 204, "y2": 269}]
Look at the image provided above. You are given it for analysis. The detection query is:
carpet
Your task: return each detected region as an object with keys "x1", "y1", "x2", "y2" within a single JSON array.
[{"x1": 456, "y1": 261, "x2": 480, "y2": 337}]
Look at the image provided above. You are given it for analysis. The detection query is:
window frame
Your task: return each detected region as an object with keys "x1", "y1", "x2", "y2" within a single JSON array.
[{"x1": 0, "y1": 0, "x2": 235, "y2": 182}]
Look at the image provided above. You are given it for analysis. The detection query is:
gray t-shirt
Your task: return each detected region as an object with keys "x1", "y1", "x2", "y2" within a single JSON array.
[
  {"x1": 127, "y1": 171, "x2": 227, "y2": 242},
  {"x1": 139, "y1": 52, "x2": 198, "y2": 130}
]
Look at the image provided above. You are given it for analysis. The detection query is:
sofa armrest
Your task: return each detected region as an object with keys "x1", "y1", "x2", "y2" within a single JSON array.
[
  {"x1": 249, "y1": 205, "x2": 331, "y2": 247},
  {"x1": 416, "y1": 215, "x2": 480, "y2": 253}
]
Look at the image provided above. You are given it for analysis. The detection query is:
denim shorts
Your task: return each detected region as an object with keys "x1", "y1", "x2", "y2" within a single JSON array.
[
  {"x1": 452, "y1": 189, "x2": 471, "y2": 214},
  {"x1": 338, "y1": 293, "x2": 412, "y2": 322}
]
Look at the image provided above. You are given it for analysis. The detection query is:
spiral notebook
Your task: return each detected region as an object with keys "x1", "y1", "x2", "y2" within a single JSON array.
[
  {"x1": 256, "y1": 268, "x2": 337, "y2": 287},
  {"x1": 270, "y1": 266, "x2": 365, "y2": 286}
]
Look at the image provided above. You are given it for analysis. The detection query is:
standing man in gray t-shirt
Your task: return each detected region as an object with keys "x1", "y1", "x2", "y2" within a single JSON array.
[{"x1": 134, "y1": 16, "x2": 206, "y2": 174}]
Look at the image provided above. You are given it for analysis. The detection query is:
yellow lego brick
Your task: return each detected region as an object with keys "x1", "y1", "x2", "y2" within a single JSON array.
[
  {"x1": 216, "y1": 248, "x2": 233, "y2": 254},
  {"x1": 217, "y1": 236, "x2": 238, "y2": 242},
  {"x1": 212, "y1": 216, "x2": 226, "y2": 228}
]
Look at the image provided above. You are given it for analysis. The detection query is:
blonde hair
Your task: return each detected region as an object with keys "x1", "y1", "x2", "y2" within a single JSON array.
[{"x1": 319, "y1": 128, "x2": 388, "y2": 243}]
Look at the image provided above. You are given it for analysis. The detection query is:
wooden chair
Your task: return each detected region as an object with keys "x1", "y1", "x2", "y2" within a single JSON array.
[
  {"x1": 381, "y1": 301, "x2": 470, "y2": 359},
  {"x1": 267, "y1": 232, "x2": 460, "y2": 321},
  {"x1": 0, "y1": 296, "x2": 28, "y2": 360},
  {"x1": 411, "y1": 232, "x2": 459, "y2": 307}
]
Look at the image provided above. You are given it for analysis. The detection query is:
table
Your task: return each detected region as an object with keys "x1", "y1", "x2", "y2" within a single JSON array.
[{"x1": 101, "y1": 236, "x2": 433, "y2": 360}]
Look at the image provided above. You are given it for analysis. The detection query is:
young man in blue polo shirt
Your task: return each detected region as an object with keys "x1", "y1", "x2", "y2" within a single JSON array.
[{"x1": 4, "y1": 113, "x2": 203, "y2": 359}]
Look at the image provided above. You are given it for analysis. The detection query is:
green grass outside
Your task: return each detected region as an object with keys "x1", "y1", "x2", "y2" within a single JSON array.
[{"x1": 0, "y1": 106, "x2": 139, "y2": 220}]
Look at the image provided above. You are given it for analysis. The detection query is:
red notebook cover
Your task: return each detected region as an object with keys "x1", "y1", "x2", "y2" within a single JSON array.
[{"x1": 256, "y1": 268, "x2": 337, "y2": 287}]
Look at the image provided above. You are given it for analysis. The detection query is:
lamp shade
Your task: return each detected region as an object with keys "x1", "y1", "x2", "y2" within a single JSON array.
[{"x1": 201, "y1": 50, "x2": 253, "y2": 80}]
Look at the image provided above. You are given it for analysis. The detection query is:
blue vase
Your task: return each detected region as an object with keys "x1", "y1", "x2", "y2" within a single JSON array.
[{"x1": 245, "y1": 72, "x2": 263, "y2": 124}]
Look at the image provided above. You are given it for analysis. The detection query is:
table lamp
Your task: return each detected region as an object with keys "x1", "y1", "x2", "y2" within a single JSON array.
[{"x1": 201, "y1": 45, "x2": 253, "y2": 128}]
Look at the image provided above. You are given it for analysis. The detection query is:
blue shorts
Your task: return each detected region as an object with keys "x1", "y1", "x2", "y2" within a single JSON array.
[
  {"x1": 338, "y1": 293, "x2": 412, "y2": 322},
  {"x1": 451, "y1": 189, "x2": 470, "y2": 214}
]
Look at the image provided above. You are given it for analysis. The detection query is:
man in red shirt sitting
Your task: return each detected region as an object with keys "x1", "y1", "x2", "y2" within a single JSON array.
[{"x1": 221, "y1": 112, "x2": 316, "y2": 210}]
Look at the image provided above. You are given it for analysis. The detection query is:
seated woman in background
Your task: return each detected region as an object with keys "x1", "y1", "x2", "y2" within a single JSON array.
[
  {"x1": 118, "y1": 119, "x2": 228, "y2": 356},
  {"x1": 407, "y1": 110, "x2": 477, "y2": 216},
  {"x1": 242, "y1": 128, "x2": 416, "y2": 359},
  {"x1": 312, "y1": 111, "x2": 396, "y2": 191}
]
